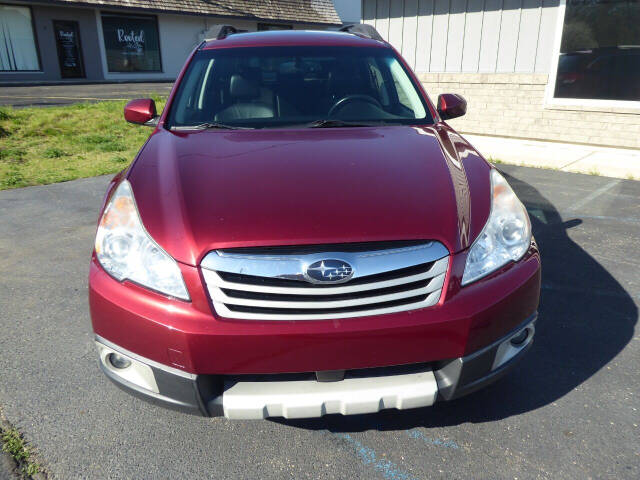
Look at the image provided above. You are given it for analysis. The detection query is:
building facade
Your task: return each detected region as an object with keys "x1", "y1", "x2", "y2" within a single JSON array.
[
  {"x1": 0, "y1": 0, "x2": 341, "y2": 84},
  {"x1": 353, "y1": 0, "x2": 640, "y2": 149}
]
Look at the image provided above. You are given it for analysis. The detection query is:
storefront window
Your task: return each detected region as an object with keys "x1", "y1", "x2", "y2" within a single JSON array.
[
  {"x1": 101, "y1": 14, "x2": 161, "y2": 72},
  {"x1": 554, "y1": 0, "x2": 640, "y2": 102},
  {"x1": 0, "y1": 5, "x2": 40, "y2": 71}
]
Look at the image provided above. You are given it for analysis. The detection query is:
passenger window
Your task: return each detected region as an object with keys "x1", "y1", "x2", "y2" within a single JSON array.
[{"x1": 385, "y1": 57, "x2": 426, "y2": 118}]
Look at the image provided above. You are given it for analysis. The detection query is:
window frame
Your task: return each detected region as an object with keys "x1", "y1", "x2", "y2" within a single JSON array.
[
  {"x1": 99, "y1": 11, "x2": 163, "y2": 74},
  {"x1": 544, "y1": 0, "x2": 640, "y2": 110},
  {"x1": 0, "y1": 2, "x2": 42, "y2": 73}
]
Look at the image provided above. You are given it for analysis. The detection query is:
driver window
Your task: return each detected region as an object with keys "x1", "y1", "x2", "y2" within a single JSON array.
[{"x1": 174, "y1": 58, "x2": 209, "y2": 124}]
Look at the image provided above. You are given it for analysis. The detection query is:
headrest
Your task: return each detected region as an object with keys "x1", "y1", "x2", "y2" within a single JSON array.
[{"x1": 230, "y1": 74, "x2": 258, "y2": 98}]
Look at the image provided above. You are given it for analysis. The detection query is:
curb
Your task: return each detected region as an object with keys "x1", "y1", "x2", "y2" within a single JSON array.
[{"x1": 0, "y1": 417, "x2": 46, "y2": 480}]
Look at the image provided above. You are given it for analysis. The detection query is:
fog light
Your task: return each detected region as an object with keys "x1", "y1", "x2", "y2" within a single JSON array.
[
  {"x1": 510, "y1": 329, "x2": 529, "y2": 346},
  {"x1": 108, "y1": 353, "x2": 132, "y2": 369}
]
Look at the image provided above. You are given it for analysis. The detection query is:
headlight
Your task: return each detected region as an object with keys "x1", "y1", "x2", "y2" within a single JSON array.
[
  {"x1": 462, "y1": 169, "x2": 532, "y2": 285},
  {"x1": 94, "y1": 180, "x2": 190, "y2": 300}
]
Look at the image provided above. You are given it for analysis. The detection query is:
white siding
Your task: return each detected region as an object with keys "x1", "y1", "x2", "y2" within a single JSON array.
[
  {"x1": 461, "y1": 0, "x2": 483, "y2": 72},
  {"x1": 362, "y1": 0, "x2": 377, "y2": 25},
  {"x1": 445, "y1": 0, "x2": 467, "y2": 72},
  {"x1": 535, "y1": 0, "x2": 560, "y2": 73},
  {"x1": 478, "y1": 0, "x2": 502, "y2": 72},
  {"x1": 430, "y1": 0, "x2": 449, "y2": 71},
  {"x1": 362, "y1": 0, "x2": 561, "y2": 73},
  {"x1": 375, "y1": 0, "x2": 391, "y2": 39},
  {"x1": 388, "y1": 0, "x2": 405, "y2": 49},
  {"x1": 415, "y1": 0, "x2": 434, "y2": 72},
  {"x1": 401, "y1": 0, "x2": 419, "y2": 67},
  {"x1": 515, "y1": 0, "x2": 542, "y2": 72},
  {"x1": 496, "y1": 0, "x2": 521, "y2": 72}
]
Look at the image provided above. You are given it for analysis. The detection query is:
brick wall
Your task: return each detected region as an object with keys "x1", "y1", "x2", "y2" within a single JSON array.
[{"x1": 418, "y1": 73, "x2": 640, "y2": 149}]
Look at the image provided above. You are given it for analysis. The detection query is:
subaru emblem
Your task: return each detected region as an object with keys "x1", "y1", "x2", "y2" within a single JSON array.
[{"x1": 305, "y1": 259, "x2": 354, "y2": 284}]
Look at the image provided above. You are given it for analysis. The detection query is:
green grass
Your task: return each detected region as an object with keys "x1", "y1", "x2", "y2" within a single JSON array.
[
  {"x1": 0, "y1": 98, "x2": 165, "y2": 190},
  {"x1": 1, "y1": 427, "x2": 40, "y2": 476}
]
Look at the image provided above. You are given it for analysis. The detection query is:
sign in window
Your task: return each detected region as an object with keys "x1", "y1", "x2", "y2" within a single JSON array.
[
  {"x1": 554, "y1": 0, "x2": 640, "y2": 102},
  {"x1": 101, "y1": 14, "x2": 161, "y2": 73}
]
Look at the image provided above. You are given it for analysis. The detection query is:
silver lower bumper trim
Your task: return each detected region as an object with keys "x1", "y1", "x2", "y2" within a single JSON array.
[
  {"x1": 96, "y1": 314, "x2": 536, "y2": 419},
  {"x1": 221, "y1": 371, "x2": 439, "y2": 420}
]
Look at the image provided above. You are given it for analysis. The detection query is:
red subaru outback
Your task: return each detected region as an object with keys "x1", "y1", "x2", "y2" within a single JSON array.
[{"x1": 90, "y1": 25, "x2": 540, "y2": 419}]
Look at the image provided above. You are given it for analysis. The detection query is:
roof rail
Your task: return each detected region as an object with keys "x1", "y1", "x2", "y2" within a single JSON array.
[
  {"x1": 204, "y1": 24, "x2": 237, "y2": 42},
  {"x1": 339, "y1": 24, "x2": 384, "y2": 42}
]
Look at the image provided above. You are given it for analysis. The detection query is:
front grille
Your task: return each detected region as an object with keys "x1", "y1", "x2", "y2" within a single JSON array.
[
  {"x1": 216, "y1": 260, "x2": 435, "y2": 288},
  {"x1": 218, "y1": 240, "x2": 429, "y2": 255},
  {"x1": 201, "y1": 241, "x2": 449, "y2": 321}
]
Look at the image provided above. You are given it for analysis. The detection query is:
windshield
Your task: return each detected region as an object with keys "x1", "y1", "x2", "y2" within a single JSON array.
[{"x1": 167, "y1": 46, "x2": 432, "y2": 129}]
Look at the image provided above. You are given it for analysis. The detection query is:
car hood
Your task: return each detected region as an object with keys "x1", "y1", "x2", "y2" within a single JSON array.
[{"x1": 127, "y1": 125, "x2": 491, "y2": 266}]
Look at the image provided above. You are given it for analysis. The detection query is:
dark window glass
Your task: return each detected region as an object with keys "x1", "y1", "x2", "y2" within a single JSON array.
[
  {"x1": 166, "y1": 46, "x2": 432, "y2": 129},
  {"x1": 554, "y1": 0, "x2": 640, "y2": 101},
  {"x1": 101, "y1": 14, "x2": 161, "y2": 72},
  {"x1": 258, "y1": 23, "x2": 293, "y2": 31}
]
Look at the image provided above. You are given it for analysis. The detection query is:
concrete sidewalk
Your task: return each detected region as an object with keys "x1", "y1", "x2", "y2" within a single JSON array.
[{"x1": 464, "y1": 134, "x2": 640, "y2": 180}]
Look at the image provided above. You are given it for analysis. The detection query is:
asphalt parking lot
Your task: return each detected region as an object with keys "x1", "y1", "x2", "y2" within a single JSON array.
[
  {"x1": 0, "y1": 83, "x2": 174, "y2": 107},
  {"x1": 0, "y1": 165, "x2": 638, "y2": 479}
]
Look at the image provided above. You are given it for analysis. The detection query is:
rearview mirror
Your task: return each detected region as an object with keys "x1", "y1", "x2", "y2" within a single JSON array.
[
  {"x1": 124, "y1": 98, "x2": 158, "y2": 126},
  {"x1": 437, "y1": 94, "x2": 467, "y2": 121}
]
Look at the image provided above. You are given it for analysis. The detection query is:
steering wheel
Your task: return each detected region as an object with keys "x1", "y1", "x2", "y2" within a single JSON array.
[{"x1": 327, "y1": 95, "x2": 383, "y2": 117}]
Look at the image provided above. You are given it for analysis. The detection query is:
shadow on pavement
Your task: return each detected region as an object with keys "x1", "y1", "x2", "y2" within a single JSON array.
[{"x1": 273, "y1": 172, "x2": 638, "y2": 433}]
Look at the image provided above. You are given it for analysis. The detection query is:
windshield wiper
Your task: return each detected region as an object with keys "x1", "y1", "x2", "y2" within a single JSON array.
[
  {"x1": 305, "y1": 119, "x2": 381, "y2": 128},
  {"x1": 170, "y1": 122, "x2": 253, "y2": 131}
]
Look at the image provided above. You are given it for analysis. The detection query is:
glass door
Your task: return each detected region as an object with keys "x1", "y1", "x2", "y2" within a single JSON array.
[{"x1": 53, "y1": 20, "x2": 85, "y2": 78}]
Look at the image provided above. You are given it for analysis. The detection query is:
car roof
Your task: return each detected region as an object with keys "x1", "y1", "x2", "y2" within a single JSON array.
[{"x1": 200, "y1": 30, "x2": 387, "y2": 50}]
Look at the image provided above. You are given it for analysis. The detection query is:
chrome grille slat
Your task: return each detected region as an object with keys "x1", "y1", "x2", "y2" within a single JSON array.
[
  {"x1": 209, "y1": 273, "x2": 445, "y2": 309},
  {"x1": 214, "y1": 292, "x2": 442, "y2": 321},
  {"x1": 201, "y1": 242, "x2": 449, "y2": 321},
  {"x1": 202, "y1": 257, "x2": 448, "y2": 295}
]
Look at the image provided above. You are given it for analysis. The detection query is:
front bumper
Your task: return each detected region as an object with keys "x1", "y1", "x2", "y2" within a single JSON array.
[
  {"x1": 89, "y1": 246, "x2": 541, "y2": 375},
  {"x1": 96, "y1": 314, "x2": 536, "y2": 419}
]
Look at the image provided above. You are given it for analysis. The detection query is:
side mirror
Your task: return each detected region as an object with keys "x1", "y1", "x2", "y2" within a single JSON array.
[
  {"x1": 437, "y1": 94, "x2": 467, "y2": 121},
  {"x1": 124, "y1": 98, "x2": 158, "y2": 126}
]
